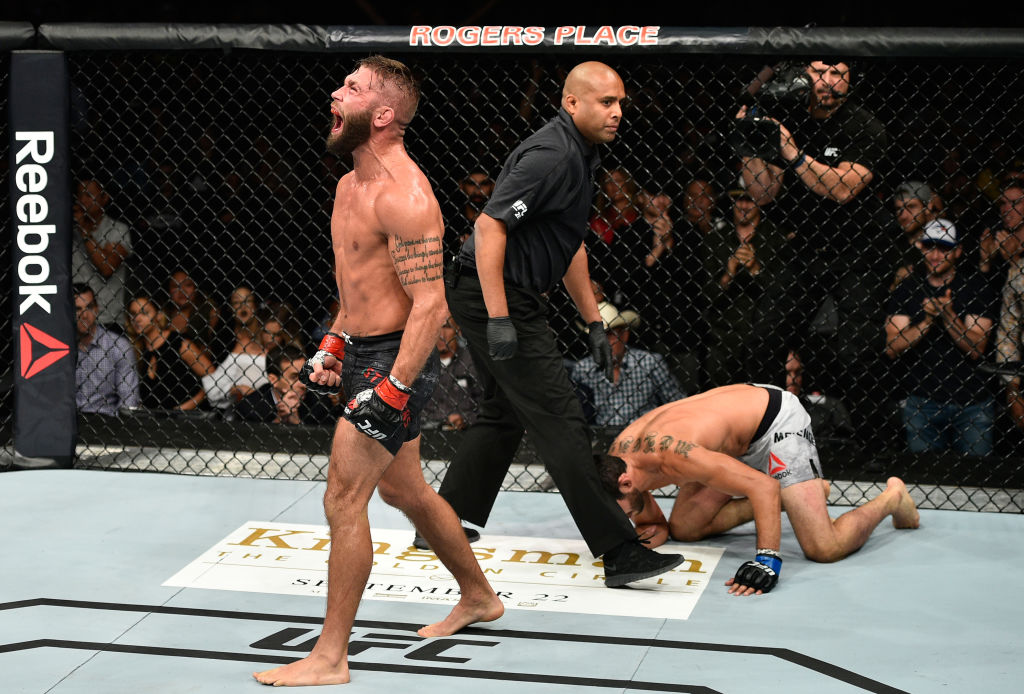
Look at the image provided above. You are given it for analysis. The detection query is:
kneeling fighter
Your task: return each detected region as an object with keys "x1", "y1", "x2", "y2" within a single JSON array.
[{"x1": 594, "y1": 383, "x2": 920, "y2": 596}]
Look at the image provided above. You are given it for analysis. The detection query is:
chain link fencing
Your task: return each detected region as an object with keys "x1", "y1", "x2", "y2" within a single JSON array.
[{"x1": 3, "y1": 28, "x2": 1024, "y2": 512}]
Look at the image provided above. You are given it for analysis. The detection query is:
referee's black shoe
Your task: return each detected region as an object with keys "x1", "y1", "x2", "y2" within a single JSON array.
[
  {"x1": 412, "y1": 525, "x2": 480, "y2": 551},
  {"x1": 603, "y1": 539, "x2": 685, "y2": 587}
]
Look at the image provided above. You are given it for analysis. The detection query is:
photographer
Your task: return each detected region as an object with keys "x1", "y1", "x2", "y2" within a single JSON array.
[{"x1": 735, "y1": 60, "x2": 892, "y2": 438}]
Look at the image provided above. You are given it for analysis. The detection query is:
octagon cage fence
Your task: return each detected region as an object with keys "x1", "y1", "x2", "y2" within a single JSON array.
[{"x1": 3, "y1": 24, "x2": 1024, "y2": 513}]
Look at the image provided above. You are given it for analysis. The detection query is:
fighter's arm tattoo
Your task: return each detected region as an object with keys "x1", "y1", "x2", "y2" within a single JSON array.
[
  {"x1": 390, "y1": 235, "x2": 444, "y2": 288},
  {"x1": 616, "y1": 433, "x2": 697, "y2": 458}
]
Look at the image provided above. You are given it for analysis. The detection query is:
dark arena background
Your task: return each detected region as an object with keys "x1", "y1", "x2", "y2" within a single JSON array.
[
  {"x1": 3, "y1": 21, "x2": 1024, "y2": 694},
  {"x1": 4, "y1": 24, "x2": 1023, "y2": 511}
]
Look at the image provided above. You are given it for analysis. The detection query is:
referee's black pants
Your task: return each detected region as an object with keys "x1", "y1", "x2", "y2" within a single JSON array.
[{"x1": 439, "y1": 273, "x2": 635, "y2": 558}]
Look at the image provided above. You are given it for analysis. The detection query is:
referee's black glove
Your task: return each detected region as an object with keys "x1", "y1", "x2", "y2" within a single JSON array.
[
  {"x1": 588, "y1": 321, "x2": 614, "y2": 382},
  {"x1": 487, "y1": 316, "x2": 518, "y2": 360}
]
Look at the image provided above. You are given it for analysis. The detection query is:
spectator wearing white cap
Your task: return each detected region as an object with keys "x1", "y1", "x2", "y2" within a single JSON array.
[
  {"x1": 884, "y1": 218, "x2": 1001, "y2": 455},
  {"x1": 571, "y1": 302, "x2": 685, "y2": 427}
]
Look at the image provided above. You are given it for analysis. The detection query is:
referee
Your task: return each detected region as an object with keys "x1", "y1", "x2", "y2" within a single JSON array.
[{"x1": 428, "y1": 61, "x2": 684, "y2": 587}]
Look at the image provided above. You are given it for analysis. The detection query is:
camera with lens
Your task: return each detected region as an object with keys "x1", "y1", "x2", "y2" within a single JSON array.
[{"x1": 728, "y1": 63, "x2": 812, "y2": 163}]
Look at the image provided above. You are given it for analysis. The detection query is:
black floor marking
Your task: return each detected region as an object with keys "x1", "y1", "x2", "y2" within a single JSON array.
[
  {"x1": 1, "y1": 598, "x2": 908, "y2": 694},
  {"x1": 0, "y1": 639, "x2": 716, "y2": 693}
]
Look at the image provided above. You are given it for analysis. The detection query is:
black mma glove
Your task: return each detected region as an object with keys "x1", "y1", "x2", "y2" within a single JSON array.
[
  {"x1": 300, "y1": 332, "x2": 346, "y2": 395},
  {"x1": 588, "y1": 321, "x2": 614, "y2": 382},
  {"x1": 487, "y1": 316, "x2": 518, "y2": 360},
  {"x1": 344, "y1": 374, "x2": 412, "y2": 443},
  {"x1": 733, "y1": 549, "x2": 782, "y2": 593}
]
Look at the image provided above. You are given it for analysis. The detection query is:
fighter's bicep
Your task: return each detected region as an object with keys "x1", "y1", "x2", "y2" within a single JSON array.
[
  {"x1": 389, "y1": 232, "x2": 445, "y2": 290},
  {"x1": 379, "y1": 191, "x2": 445, "y2": 291}
]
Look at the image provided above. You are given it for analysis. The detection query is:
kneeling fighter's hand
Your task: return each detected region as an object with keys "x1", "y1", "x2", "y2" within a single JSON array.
[
  {"x1": 726, "y1": 549, "x2": 782, "y2": 596},
  {"x1": 300, "y1": 332, "x2": 345, "y2": 395},
  {"x1": 344, "y1": 374, "x2": 412, "y2": 443},
  {"x1": 487, "y1": 316, "x2": 518, "y2": 360}
]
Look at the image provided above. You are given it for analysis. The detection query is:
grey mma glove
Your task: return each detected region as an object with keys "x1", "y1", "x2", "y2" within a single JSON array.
[
  {"x1": 588, "y1": 321, "x2": 614, "y2": 382},
  {"x1": 487, "y1": 316, "x2": 518, "y2": 360}
]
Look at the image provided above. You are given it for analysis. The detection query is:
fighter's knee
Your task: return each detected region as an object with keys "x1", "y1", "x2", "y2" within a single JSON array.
[
  {"x1": 323, "y1": 485, "x2": 366, "y2": 517},
  {"x1": 377, "y1": 479, "x2": 427, "y2": 511},
  {"x1": 668, "y1": 525, "x2": 706, "y2": 543},
  {"x1": 376, "y1": 480, "x2": 407, "y2": 508},
  {"x1": 801, "y1": 542, "x2": 845, "y2": 563}
]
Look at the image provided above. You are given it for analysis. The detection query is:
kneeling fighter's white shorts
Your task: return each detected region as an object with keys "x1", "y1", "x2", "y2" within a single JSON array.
[{"x1": 740, "y1": 384, "x2": 822, "y2": 488}]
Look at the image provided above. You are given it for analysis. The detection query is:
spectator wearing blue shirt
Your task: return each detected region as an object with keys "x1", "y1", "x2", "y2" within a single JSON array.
[
  {"x1": 74, "y1": 283, "x2": 139, "y2": 415},
  {"x1": 572, "y1": 302, "x2": 685, "y2": 426}
]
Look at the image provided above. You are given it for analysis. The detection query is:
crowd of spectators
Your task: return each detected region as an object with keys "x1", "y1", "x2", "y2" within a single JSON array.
[{"x1": 65, "y1": 55, "x2": 1024, "y2": 458}]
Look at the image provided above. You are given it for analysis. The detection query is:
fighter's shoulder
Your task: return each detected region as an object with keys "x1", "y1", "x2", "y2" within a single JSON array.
[
  {"x1": 335, "y1": 170, "x2": 356, "y2": 188},
  {"x1": 609, "y1": 420, "x2": 644, "y2": 452},
  {"x1": 377, "y1": 166, "x2": 441, "y2": 217},
  {"x1": 641, "y1": 405, "x2": 711, "y2": 447}
]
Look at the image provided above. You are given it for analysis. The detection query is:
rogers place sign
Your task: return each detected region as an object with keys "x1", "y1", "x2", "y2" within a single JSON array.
[{"x1": 409, "y1": 25, "x2": 661, "y2": 48}]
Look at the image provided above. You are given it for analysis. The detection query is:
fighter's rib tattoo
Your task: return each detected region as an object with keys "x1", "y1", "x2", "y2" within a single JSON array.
[
  {"x1": 616, "y1": 433, "x2": 697, "y2": 458},
  {"x1": 391, "y1": 236, "x2": 444, "y2": 287}
]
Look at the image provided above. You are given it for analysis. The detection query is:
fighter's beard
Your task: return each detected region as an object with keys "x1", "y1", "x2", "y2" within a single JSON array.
[{"x1": 326, "y1": 108, "x2": 373, "y2": 156}]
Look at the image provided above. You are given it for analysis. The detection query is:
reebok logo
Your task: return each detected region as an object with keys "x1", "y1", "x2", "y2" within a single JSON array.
[
  {"x1": 19, "y1": 323, "x2": 70, "y2": 379},
  {"x1": 768, "y1": 452, "x2": 787, "y2": 477},
  {"x1": 14, "y1": 131, "x2": 58, "y2": 315}
]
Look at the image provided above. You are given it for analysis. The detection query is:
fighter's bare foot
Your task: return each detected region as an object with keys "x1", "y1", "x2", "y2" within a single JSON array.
[
  {"x1": 887, "y1": 477, "x2": 920, "y2": 529},
  {"x1": 417, "y1": 593, "x2": 504, "y2": 637},
  {"x1": 252, "y1": 654, "x2": 349, "y2": 687},
  {"x1": 820, "y1": 479, "x2": 832, "y2": 501}
]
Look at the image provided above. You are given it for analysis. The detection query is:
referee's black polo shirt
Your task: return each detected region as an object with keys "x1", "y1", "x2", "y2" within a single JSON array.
[{"x1": 459, "y1": 108, "x2": 600, "y2": 294}]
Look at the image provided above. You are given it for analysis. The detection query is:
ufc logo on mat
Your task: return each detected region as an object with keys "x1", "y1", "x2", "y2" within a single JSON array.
[{"x1": 356, "y1": 420, "x2": 388, "y2": 440}]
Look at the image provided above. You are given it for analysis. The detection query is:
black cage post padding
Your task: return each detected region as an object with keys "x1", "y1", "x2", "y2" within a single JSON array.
[
  {"x1": 0, "y1": 24, "x2": 1022, "y2": 513},
  {"x1": 8, "y1": 51, "x2": 76, "y2": 465}
]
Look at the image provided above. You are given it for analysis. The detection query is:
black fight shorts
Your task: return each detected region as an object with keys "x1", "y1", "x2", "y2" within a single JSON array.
[{"x1": 341, "y1": 330, "x2": 439, "y2": 455}]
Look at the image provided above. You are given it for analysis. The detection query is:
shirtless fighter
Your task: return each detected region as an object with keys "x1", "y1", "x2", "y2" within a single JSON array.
[
  {"x1": 254, "y1": 56, "x2": 502, "y2": 687},
  {"x1": 594, "y1": 384, "x2": 919, "y2": 596}
]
